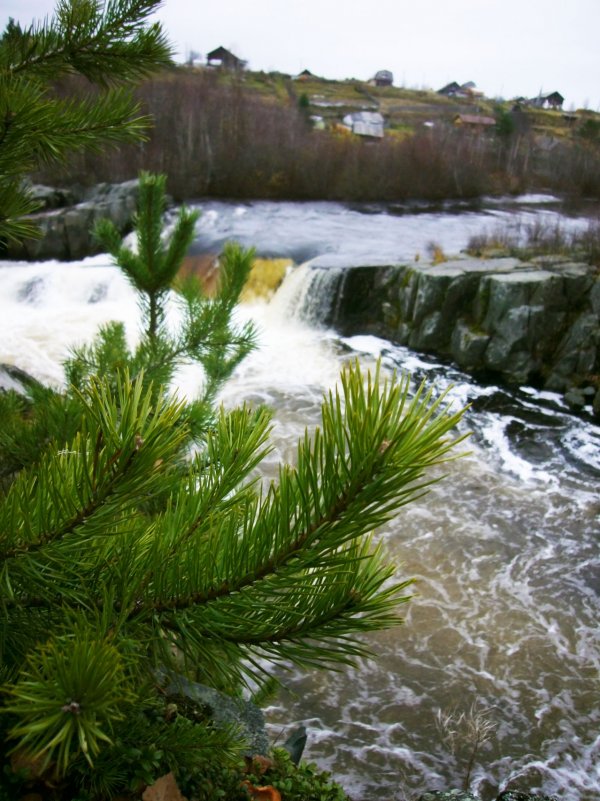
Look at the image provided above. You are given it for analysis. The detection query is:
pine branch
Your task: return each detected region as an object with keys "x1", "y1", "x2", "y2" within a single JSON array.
[
  {"x1": 0, "y1": 81, "x2": 151, "y2": 176},
  {"x1": 0, "y1": 373, "x2": 187, "y2": 598},
  {"x1": 92, "y1": 174, "x2": 257, "y2": 400},
  {"x1": 0, "y1": 1, "x2": 173, "y2": 246},
  {"x1": 6, "y1": 0, "x2": 172, "y2": 85},
  {"x1": 120, "y1": 362, "x2": 467, "y2": 677},
  {"x1": 0, "y1": 179, "x2": 41, "y2": 242}
]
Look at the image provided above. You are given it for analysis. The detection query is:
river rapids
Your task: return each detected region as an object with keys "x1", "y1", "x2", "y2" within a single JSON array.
[{"x1": 0, "y1": 197, "x2": 598, "y2": 800}]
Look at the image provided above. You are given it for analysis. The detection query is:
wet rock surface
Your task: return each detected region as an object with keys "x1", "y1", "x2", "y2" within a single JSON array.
[
  {"x1": 310, "y1": 254, "x2": 599, "y2": 412},
  {"x1": 3, "y1": 180, "x2": 141, "y2": 261}
]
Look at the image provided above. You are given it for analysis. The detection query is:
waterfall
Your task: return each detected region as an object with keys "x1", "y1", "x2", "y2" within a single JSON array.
[{"x1": 268, "y1": 260, "x2": 346, "y2": 326}]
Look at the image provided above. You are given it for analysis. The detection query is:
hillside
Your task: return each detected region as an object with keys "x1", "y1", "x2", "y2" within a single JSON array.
[{"x1": 218, "y1": 67, "x2": 597, "y2": 142}]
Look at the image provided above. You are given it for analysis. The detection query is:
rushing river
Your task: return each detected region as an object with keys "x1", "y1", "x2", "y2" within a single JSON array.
[{"x1": 1, "y1": 198, "x2": 598, "y2": 800}]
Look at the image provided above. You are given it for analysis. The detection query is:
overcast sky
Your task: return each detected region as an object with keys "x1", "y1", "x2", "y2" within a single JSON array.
[{"x1": 5, "y1": 0, "x2": 600, "y2": 110}]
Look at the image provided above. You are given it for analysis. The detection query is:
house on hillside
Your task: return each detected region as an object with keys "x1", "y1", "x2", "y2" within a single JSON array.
[
  {"x1": 454, "y1": 114, "x2": 496, "y2": 130},
  {"x1": 370, "y1": 70, "x2": 393, "y2": 87},
  {"x1": 439, "y1": 81, "x2": 483, "y2": 98},
  {"x1": 295, "y1": 69, "x2": 315, "y2": 81},
  {"x1": 342, "y1": 111, "x2": 385, "y2": 138},
  {"x1": 438, "y1": 81, "x2": 461, "y2": 97},
  {"x1": 206, "y1": 46, "x2": 246, "y2": 70},
  {"x1": 544, "y1": 91, "x2": 564, "y2": 109},
  {"x1": 529, "y1": 91, "x2": 564, "y2": 109}
]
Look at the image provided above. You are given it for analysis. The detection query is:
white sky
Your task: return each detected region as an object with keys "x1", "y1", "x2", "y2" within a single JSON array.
[{"x1": 4, "y1": 0, "x2": 600, "y2": 110}]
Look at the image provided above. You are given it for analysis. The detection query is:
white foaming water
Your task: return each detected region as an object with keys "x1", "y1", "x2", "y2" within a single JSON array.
[
  {"x1": 0, "y1": 256, "x2": 139, "y2": 386},
  {"x1": 1, "y1": 199, "x2": 599, "y2": 801}
]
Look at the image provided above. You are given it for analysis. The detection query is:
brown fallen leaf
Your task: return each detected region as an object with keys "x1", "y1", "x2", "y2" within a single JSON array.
[
  {"x1": 241, "y1": 779, "x2": 282, "y2": 801},
  {"x1": 142, "y1": 772, "x2": 188, "y2": 801},
  {"x1": 244, "y1": 754, "x2": 274, "y2": 776}
]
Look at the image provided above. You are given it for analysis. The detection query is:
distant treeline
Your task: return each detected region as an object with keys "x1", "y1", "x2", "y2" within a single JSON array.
[{"x1": 36, "y1": 70, "x2": 600, "y2": 202}]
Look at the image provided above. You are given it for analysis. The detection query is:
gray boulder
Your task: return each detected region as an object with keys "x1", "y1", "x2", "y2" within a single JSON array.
[
  {"x1": 161, "y1": 672, "x2": 269, "y2": 757},
  {"x1": 4, "y1": 179, "x2": 141, "y2": 261}
]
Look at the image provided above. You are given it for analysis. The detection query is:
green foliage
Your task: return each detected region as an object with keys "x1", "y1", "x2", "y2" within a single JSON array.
[
  {"x1": 86, "y1": 172, "x2": 257, "y2": 414},
  {"x1": 94, "y1": 172, "x2": 198, "y2": 341},
  {"x1": 3, "y1": 634, "x2": 131, "y2": 775},
  {"x1": 67, "y1": 700, "x2": 245, "y2": 800},
  {"x1": 578, "y1": 117, "x2": 600, "y2": 142},
  {"x1": 0, "y1": 173, "x2": 468, "y2": 795},
  {"x1": 0, "y1": 349, "x2": 467, "y2": 794},
  {"x1": 0, "y1": 0, "x2": 172, "y2": 244},
  {"x1": 246, "y1": 749, "x2": 349, "y2": 801},
  {"x1": 495, "y1": 108, "x2": 515, "y2": 138}
]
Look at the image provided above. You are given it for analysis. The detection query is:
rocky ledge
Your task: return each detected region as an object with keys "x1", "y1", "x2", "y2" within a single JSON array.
[
  {"x1": 3, "y1": 180, "x2": 140, "y2": 261},
  {"x1": 307, "y1": 253, "x2": 600, "y2": 415}
]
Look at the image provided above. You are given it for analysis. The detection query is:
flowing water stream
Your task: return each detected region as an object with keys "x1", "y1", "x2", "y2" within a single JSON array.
[{"x1": 0, "y1": 198, "x2": 598, "y2": 800}]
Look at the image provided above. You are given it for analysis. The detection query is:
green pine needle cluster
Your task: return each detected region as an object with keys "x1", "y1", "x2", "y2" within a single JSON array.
[
  {"x1": 0, "y1": 171, "x2": 468, "y2": 796},
  {"x1": 0, "y1": 0, "x2": 172, "y2": 243}
]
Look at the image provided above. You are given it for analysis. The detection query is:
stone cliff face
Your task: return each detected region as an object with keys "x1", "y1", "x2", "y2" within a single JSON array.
[
  {"x1": 3, "y1": 181, "x2": 140, "y2": 261},
  {"x1": 307, "y1": 254, "x2": 600, "y2": 413}
]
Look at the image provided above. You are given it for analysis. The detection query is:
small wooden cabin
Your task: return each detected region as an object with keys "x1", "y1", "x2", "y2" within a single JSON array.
[
  {"x1": 206, "y1": 46, "x2": 246, "y2": 70},
  {"x1": 373, "y1": 70, "x2": 393, "y2": 87}
]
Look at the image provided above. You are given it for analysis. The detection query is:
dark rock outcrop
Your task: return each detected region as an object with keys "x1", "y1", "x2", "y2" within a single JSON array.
[
  {"x1": 305, "y1": 254, "x2": 600, "y2": 412},
  {"x1": 0, "y1": 363, "x2": 44, "y2": 394},
  {"x1": 161, "y1": 672, "x2": 269, "y2": 756},
  {"x1": 4, "y1": 180, "x2": 140, "y2": 261}
]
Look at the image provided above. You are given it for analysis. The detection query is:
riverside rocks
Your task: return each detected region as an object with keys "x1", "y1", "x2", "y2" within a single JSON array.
[
  {"x1": 307, "y1": 253, "x2": 600, "y2": 414},
  {"x1": 161, "y1": 672, "x2": 269, "y2": 757},
  {"x1": 418, "y1": 793, "x2": 558, "y2": 801},
  {"x1": 3, "y1": 180, "x2": 140, "y2": 261}
]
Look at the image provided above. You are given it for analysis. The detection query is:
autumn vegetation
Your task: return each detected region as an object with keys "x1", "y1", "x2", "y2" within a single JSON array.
[{"x1": 34, "y1": 67, "x2": 600, "y2": 202}]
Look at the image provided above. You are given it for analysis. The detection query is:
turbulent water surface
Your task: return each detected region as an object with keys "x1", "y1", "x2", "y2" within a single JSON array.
[{"x1": 1, "y1": 199, "x2": 598, "y2": 800}]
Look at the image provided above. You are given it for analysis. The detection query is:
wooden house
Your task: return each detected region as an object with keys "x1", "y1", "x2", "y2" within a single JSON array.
[
  {"x1": 206, "y1": 46, "x2": 246, "y2": 70},
  {"x1": 530, "y1": 91, "x2": 564, "y2": 110},
  {"x1": 342, "y1": 111, "x2": 385, "y2": 138},
  {"x1": 439, "y1": 81, "x2": 482, "y2": 98},
  {"x1": 438, "y1": 81, "x2": 462, "y2": 97},
  {"x1": 545, "y1": 91, "x2": 564, "y2": 109},
  {"x1": 372, "y1": 70, "x2": 393, "y2": 87},
  {"x1": 454, "y1": 114, "x2": 496, "y2": 129}
]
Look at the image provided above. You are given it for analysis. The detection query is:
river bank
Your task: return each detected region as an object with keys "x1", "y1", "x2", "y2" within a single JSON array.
[
  {"x1": 34, "y1": 69, "x2": 600, "y2": 202},
  {"x1": 302, "y1": 253, "x2": 600, "y2": 416},
  {"x1": 4, "y1": 184, "x2": 599, "y2": 415}
]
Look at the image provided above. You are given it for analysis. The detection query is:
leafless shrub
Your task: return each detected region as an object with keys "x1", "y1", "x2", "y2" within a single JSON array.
[
  {"x1": 426, "y1": 241, "x2": 448, "y2": 264},
  {"x1": 467, "y1": 218, "x2": 600, "y2": 265},
  {"x1": 34, "y1": 71, "x2": 600, "y2": 203},
  {"x1": 435, "y1": 703, "x2": 496, "y2": 791}
]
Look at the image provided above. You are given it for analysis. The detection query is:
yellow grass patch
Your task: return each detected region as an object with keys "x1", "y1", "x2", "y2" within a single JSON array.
[{"x1": 241, "y1": 258, "x2": 293, "y2": 301}]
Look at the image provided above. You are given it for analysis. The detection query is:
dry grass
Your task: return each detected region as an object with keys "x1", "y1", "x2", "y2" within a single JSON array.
[
  {"x1": 435, "y1": 703, "x2": 496, "y2": 791},
  {"x1": 241, "y1": 258, "x2": 292, "y2": 301},
  {"x1": 467, "y1": 218, "x2": 600, "y2": 266},
  {"x1": 177, "y1": 255, "x2": 291, "y2": 301},
  {"x1": 427, "y1": 241, "x2": 448, "y2": 264}
]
